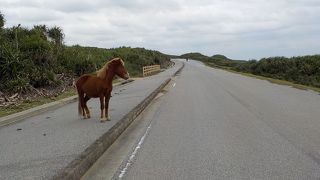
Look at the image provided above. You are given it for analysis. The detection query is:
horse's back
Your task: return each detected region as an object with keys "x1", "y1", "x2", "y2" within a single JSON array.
[
  {"x1": 76, "y1": 75, "x2": 91, "y2": 89},
  {"x1": 76, "y1": 75, "x2": 109, "y2": 97}
]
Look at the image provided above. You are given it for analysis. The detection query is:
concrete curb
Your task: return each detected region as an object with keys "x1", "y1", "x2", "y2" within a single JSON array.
[
  {"x1": 0, "y1": 79, "x2": 134, "y2": 128},
  {"x1": 52, "y1": 62, "x2": 185, "y2": 180},
  {"x1": 174, "y1": 61, "x2": 184, "y2": 76}
]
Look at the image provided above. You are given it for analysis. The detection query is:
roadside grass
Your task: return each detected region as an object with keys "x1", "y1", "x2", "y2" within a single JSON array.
[
  {"x1": 0, "y1": 88, "x2": 77, "y2": 118},
  {"x1": 204, "y1": 62, "x2": 320, "y2": 93}
]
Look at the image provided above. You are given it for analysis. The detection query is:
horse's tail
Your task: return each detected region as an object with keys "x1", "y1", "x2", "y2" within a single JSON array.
[
  {"x1": 75, "y1": 79, "x2": 83, "y2": 117},
  {"x1": 78, "y1": 93, "x2": 82, "y2": 116},
  {"x1": 76, "y1": 75, "x2": 90, "y2": 117}
]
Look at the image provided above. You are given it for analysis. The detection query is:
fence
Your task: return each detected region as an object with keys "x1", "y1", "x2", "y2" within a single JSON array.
[{"x1": 142, "y1": 65, "x2": 161, "y2": 77}]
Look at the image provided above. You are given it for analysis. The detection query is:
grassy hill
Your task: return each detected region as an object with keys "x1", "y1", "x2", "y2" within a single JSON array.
[{"x1": 180, "y1": 52, "x2": 245, "y2": 69}]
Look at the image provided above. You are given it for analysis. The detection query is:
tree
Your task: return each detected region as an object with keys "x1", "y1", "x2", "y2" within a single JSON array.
[
  {"x1": 0, "y1": 11, "x2": 4, "y2": 28},
  {"x1": 48, "y1": 26, "x2": 64, "y2": 45},
  {"x1": 33, "y1": 25, "x2": 49, "y2": 40}
]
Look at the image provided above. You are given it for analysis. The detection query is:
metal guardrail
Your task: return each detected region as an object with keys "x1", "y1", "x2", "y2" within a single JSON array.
[{"x1": 143, "y1": 65, "x2": 160, "y2": 77}]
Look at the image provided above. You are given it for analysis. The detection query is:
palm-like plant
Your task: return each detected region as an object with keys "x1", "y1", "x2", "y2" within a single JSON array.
[
  {"x1": 48, "y1": 26, "x2": 64, "y2": 45},
  {"x1": 0, "y1": 12, "x2": 4, "y2": 28}
]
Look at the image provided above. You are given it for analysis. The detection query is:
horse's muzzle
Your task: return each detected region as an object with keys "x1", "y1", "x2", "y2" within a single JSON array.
[{"x1": 124, "y1": 73, "x2": 130, "y2": 80}]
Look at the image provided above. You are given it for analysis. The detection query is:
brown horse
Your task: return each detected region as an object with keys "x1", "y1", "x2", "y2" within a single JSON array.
[{"x1": 76, "y1": 58, "x2": 130, "y2": 122}]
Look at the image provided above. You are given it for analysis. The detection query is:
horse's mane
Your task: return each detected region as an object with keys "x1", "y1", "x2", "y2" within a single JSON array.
[{"x1": 96, "y1": 58, "x2": 124, "y2": 79}]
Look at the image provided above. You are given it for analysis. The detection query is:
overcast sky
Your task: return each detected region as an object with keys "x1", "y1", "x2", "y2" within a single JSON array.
[{"x1": 1, "y1": 0, "x2": 320, "y2": 60}]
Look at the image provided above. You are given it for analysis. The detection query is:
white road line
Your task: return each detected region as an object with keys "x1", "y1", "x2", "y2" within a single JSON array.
[{"x1": 118, "y1": 123, "x2": 152, "y2": 179}]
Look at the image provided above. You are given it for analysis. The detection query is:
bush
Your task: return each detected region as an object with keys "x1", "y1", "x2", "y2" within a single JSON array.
[
  {"x1": 0, "y1": 78, "x2": 30, "y2": 92},
  {"x1": 232, "y1": 55, "x2": 320, "y2": 88}
]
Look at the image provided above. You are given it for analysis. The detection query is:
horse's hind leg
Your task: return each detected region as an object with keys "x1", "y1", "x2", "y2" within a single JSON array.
[
  {"x1": 84, "y1": 95, "x2": 91, "y2": 118},
  {"x1": 78, "y1": 90, "x2": 86, "y2": 118}
]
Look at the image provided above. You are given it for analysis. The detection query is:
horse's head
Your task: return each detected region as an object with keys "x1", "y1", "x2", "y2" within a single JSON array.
[
  {"x1": 113, "y1": 58, "x2": 130, "y2": 80},
  {"x1": 97, "y1": 58, "x2": 130, "y2": 80}
]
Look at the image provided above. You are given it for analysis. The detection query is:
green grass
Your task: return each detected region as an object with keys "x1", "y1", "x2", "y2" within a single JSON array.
[
  {"x1": 204, "y1": 62, "x2": 320, "y2": 93},
  {"x1": 0, "y1": 88, "x2": 76, "y2": 118}
]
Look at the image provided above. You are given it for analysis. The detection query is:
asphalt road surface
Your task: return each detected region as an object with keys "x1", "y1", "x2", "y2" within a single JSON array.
[
  {"x1": 116, "y1": 60, "x2": 320, "y2": 179},
  {"x1": 0, "y1": 61, "x2": 182, "y2": 179}
]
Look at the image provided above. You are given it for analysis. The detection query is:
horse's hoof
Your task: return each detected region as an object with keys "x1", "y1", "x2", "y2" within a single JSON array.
[
  {"x1": 107, "y1": 116, "x2": 111, "y2": 121},
  {"x1": 100, "y1": 117, "x2": 107, "y2": 122}
]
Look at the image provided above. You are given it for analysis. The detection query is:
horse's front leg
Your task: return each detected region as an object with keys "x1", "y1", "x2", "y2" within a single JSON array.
[
  {"x1": 100, "y1": 95, "x2": 107, "y2": 122},
  {"x1": 104, "y1": 92, "x2": 111, "y2": 121}
]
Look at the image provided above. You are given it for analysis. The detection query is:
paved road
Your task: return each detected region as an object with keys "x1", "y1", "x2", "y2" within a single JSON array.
[
  {"x1": 0, "y1": 61, "x2": 182, "y2": 180},
  {"x1": 117, "y1": 60, "x2": 320, "y2": 179}
]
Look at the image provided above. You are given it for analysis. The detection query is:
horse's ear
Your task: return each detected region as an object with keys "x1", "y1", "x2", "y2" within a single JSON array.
[{"x1": 118, "y1": 58, "x2": 125, "y2": 65}]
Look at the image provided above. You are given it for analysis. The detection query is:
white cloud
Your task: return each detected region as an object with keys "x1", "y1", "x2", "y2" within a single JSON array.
[{"x1": 1, "y1": 0, "x2": 319, "y2": 59}]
